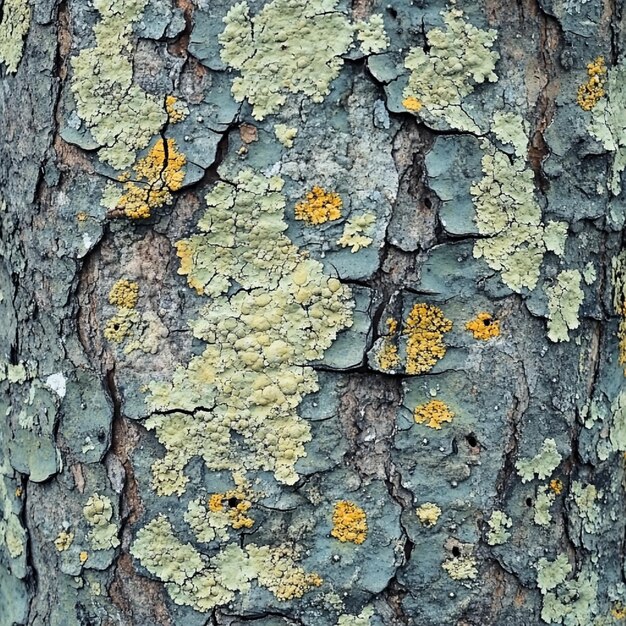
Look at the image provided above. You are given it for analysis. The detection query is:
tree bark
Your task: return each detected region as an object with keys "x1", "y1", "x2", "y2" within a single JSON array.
[{"x1": 1, "y1": 1, "x2": 626, "y2": 625}]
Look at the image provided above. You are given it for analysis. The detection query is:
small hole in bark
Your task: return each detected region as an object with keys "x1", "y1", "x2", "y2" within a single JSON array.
[
  {"x1": 525, "y1": 497, "x2": 533, "y2": 507},
  {"x1": 466, "y1": 433, "x2": 478, "y2": 448},
  {"x1": 424, "y1": 197, "x2": 432, "y2": 209},
  {"x1": 452, "y1": 546, "x2": 461, "y2": 557},
  {"x1": 227, "y1": 497, "x2": 240, "y2": 508},
  {"x1": 483, "y1": 318, "x2": 492, "y2": 326},
  {"x1": 387, "y1": 7, "x2": 398, "y2": 18},
  {"x1": 97, "y1": 431, "x2": 106, "y2": 443}
]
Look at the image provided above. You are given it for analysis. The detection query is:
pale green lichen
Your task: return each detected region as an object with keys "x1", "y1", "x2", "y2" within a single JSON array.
[
  {"x1": 219, "y1": 0, "x2": 354, "y2": 120},
  {"x1": 274, "y1": 124, "x2": 298, "y2": 148},
  {"x1": 537, "y1": 555, "x2": 573, "y2": 593},
  {"x1": 472, "y1": 136, "x2": 568, "y2": 292},
  {"x1": 516, "y1": 438, "x2": 562, "y2": 483},
  {"x1": 442, "y1": 554, "x2": 478, "y2": 581},
  {"x1": 70, "y1": 0, "x2": 167, "y2": 169},
  {"x1": 571, "y1": 481, "x2": 602, "y2": 534},
  {"x1": 540, "y1": 566, "x2": 599, "y2": 625},
  {"x1": 0, "y1": 0, "x2": 31, "y2": 73},
  {"x1": 486, "y1": 510, "x2": 512, "y2": 546},
  {"x1": 491, "y1": 110, "x2": 529, "y2": 158},
  {"x1": 356, "y1": 15, "x2": 389, "y2": 55},
  {"x1": 546, "y1": 270, "x2": 584, "y2": 342},
  {"x1": 587, "y1": 62, "x2": 626, "y2": 195},
  {"x1": 534, "y1": 486, "x2": 556, "y2": 526},
  {"x1": 337, "y1": 606, "x2": 375, "y2": 626},
  {"x1": 83, "y1": 493, "x2": 120, "y2": 550},
  {"x1": 145, "y1": 169, "x2": 353, "y2": 494},
  {"x1": 402, "y1": 7, "x2": 499, "y2": 132},
  {"x1": 337, "y1": 213, "x2": 376, "y2": 252}
]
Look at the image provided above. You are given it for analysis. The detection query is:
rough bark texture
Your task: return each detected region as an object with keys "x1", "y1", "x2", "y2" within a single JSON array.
[{"x1": 1, "y1": 1, "x2": 626, "y2": 625}]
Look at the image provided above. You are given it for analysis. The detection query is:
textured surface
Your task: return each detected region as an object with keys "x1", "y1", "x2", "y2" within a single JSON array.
[{"x1": 1, "y1": 0, "x2": 626, "y2": 625}]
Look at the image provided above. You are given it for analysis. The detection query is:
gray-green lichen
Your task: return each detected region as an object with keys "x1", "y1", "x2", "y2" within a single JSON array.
[
  {"x1": 402, "y1": 7, "x2": 499, "y2": 132},
  {"x1": 219, "y1": 0, "x2": 355, "y2": 120},
  {"x1": 587, "y1": 62, "x2": 626, "y2": 195},
  {"x1": 356, "y1": 15, "x2": 389, "y2": 55},
  {"x1": 570, "y1": 481, "x2": 602, "y2": 535},
  {"x1": 537, "y1": 555, "x2": 573, "y2": 593},
  {"x1": 337, "y1": 213, "x2": 377, "y2": 252},
  {"x1": 516, "y1": 438, "x2": 562, "y2": 483},
  {"x1": 540, "y1": 565, "x2": 599, "y2": 625},
  {"x1": 274, "y1": 124, "x2": 298, "y2": 148},
  {"x1": 534, "y1": 486, "x2": 556, "y2": 526},
  {"x1": 546, "y1": 270, "x2": 584, "y2": 342},
  {"x1": 0, "y1": 0, "x2": 31, "y2": 73},
  {"x1": 472, "y1": 135, "x2": 568, "y2": 292},
  {"x1": 83, "y1": 493, "x2": 120, "y2": 551},
  {"x1": 336, "y1": 606, "x2": 374, "y2": 626},
  {"x1": 486, "y1": 510, "x2": 512, "y2": 545},
  {"x1": 70, "y1": 0, "x2": 167, "y2": 169}
]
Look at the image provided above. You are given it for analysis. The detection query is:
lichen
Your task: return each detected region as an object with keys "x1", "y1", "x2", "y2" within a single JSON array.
[
  {"x1": 0, "y1": 0, "x2": 31, "y2": 73},
  {"x1": 577, "y1": 57, "x2": 607, "y2": 111},
  {"x1": 612, "y1": 252, "x2": 626, "y2": 372},
  {"x1": 403, "y1": 303, "x2": 453, "y2": 375},
  {"x1": 70, "y1": 0, "x2": 167, "y2": 169},
  {"x1": 516, "y1": 438, "x2": 562, "y2": 483},
  {"x1": 534, "y1": 486, "x2": 556, "y2": 526},
  {"x1": 145, "y1": 169, "x2": 353, "y2": 494},
  {"x1": 486, "y1": 510, "x2": 512, "y2": 546},
  {"x1": 295, "y1": 186, "x2": 343, "y2": 225},
  {"x1": 337, "y1": 606, "x2": 375, "y2": 626},
  {"x1": 374, "y1": 318, "x2": 400, "y2": 371},
  {"x1": 54, "y1": 531, "x2": 74, "y2": 552},
  {"x1": 108, "y1": 280, "x2": 139, "y2": 309},
  {"x1": 539, "y1": 564, "x2": 598, "y2": 625},
  {"x1": 465, "y1": 312, "x2": 500, "y2": 340},
  {"x1": 537, "y1": 555, "x2": 572, "y2": 593},
  {"x1": 219, "y1": 0, "x2": 354, "y2": 120},
  {"x1": 166, "y1": 95, "x2": 189, "y2": 123},
  {"x1": 571, "y1": 481, "x2": 602, "y2": 534},
  {"x1": 442, "y1": 554, "x2": 478, "y2": 581},
  {"x1": 546, "y1": 270, "x2": 584, "y2": 342},
  {"x1": 331, "y1": 501, "x2": 367, "y2": 545},
  {"x1": 356, "y1": 15, "x2": 389, "y2": 55},
  {"x1": 101, "y1": 138, "x2": 186, "y2": 220},
  {"x1": 104, "y1": 308, "x2": 139, "y2": 344},
  {"x1": 413, "y1": 399, "x2": 454, "y2": 430},
  {"x1": 472, "y1": 136, "x2": 568, "y2": 292},
  {"x1": 416, "y1": 502, "x2": 441, "y2": 527},
  {"x1": 403, "y1": 8, "x2": 499, "y2": 132},
  {"x1": 83, "y1": 493, "x2": 120, "y2": 551},
  {"x1": 337, "y1": 213, "x2": 376, "y2": 252},
  {"x1": 274, "y1": 124, "x2": 298, "y2": 148},
  {"x1": 588, "y1": 62, "x2": 626, "y2": 195}
]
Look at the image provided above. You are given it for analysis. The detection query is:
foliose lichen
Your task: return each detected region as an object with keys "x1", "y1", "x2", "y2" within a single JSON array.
[
  {"x1": 546, "y1": 270, "x2": 584, "y2": 343},
  {"x1": 486, "y1": 510, "x2": 512, "y2": 546},
  {"x1": 402, "y1": 7, "x2": 499, "y2": 132},
  {"x1": 83, "y1": 493, "x2": 120, "y2": 551},
  {"x1": 374, "y1": 318, "x2": 400, "y2": 372},
  {"x1": 274, "y1": 124, "x2": 298, "y2": 148},
  {"x1": 465, "y1": 312, "x2": 500, "y2": 340},
  {"x1": 295, "y1": 186, "x2": 343, "y2": 225},
  {"x1": 577, "y1": 57, "x2": 607, "y2": 111},
  {"x1": 336, "y1": 606, "x2": 374, "y2": 626},
  {"x1": 516, "y1": 438, "x2": 562, "y2": 483},
  {"x1": 356, "y1": 15, "x2": 389, "y2": 55},
  {"x1": 403, "y1": 303, "x2": 453, "y2": 375},
  {"x1": 539, "y1": 564, "x2": 598, "y2": 625},
  {"x1": 331, "y1": 501, "x2": 368, "y2": 545},
  {"x1": 165, "y1": 95, "x2": 189, "y2": 124},
  {"x1": 54, "y1": 530, "x2": 74, "y2": 552},
  {"x1": 337, "y1": 213, "x2": 376, "y2": 252},
  {"x1": 0, "y1": 0, "x2": 31, "y2": 73},
  {"x1": 571, "y1": 481, "x2": 602, "y2": 534},
  {"x1": 416, "y1": 502, "x2": 442, "y2": 527},
  {"x1": 70, "y1": 0, "x2": 167, "y2": 169},
  {"x1": 413, "y1": 399, "x2": 454, "y2": 430},
  {"x1": 108, "y1": 280, "x2": 139, "y2": 309}
]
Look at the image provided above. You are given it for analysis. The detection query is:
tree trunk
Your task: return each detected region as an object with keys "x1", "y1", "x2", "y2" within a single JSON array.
[{"x1": 2, "y1": 0, "x2": 626, "y2": 625}]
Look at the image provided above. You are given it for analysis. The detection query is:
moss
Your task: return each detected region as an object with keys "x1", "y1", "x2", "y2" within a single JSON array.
[
  {"x1": 295, "y1": 186, "x2": 343, "y2": 225},
  {"x1": 108, "y1": 280, "x2": 139, "y2": 309},
  {"x1": 403, "y1": 303, "x2": 452, "y2": 375},
  {"x1": 102, "y1": 138, "x2": 186, "y2": 220},
  {"x1": 274, "y1": 124, "x2": 298, "y2": 148},
  {"x1": 331, "y1": 501, "x2": 367, "y2": 544},
  {"x1": 516, "y1": 438, "x2": 562, "y2": 483},
  {"x1": 219, "y1": 0, "x2": 354, "y2": 120},
  {"x1": 54, "y1": 531, "x2": 74, "y2": 552},
  {"x1": 486, "y1": 510, "x2": 512, "y2": 546},
  {"x1": 546, "y1": 270, "x2": 584, "y2": 342},
  {"x1": 403, "y1": 8, "x2": 499, "y2": 132},
  {"x1": 577, "y1": 57, "x2": 607, "y2": 111},
  {"x1": 70, "y1": 0, "x2": 167, "y2": 169},
  {"x1": 472, "y1": 135, "x2": 568, "y2": 292},
  {"x1": 83, "y1": 493, "x2": 120, "y2": 550},
  {"x1": 145, "y1": 169, "x2": 353, "y2": 491},
  {"x1": 165, "y1": 95, "x2": 189, "y2": 123},
  {"x1": 413, "y1": 399, "x2": 454, "y2": 430},
  {"x1": 356, "y1": 15, "x2": 389, "y2": 55},
  {"x1": 0, "y1": 0, "x2": 31, "y2": 73},
  {"x1": 465, "y1": 312, "x2": 500, "y2": 340},
  {"x1": 415, "y1": 502, "x2": 441, "y2": 527},
  {"x1": 337, "y1": 213, "x2": 376, "y2": 252}
]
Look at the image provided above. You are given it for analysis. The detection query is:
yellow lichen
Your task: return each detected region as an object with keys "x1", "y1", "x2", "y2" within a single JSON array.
[
  {"x1": 103, "y1": 310, "x2": 138, "y2": 343},
  {"x1": 465, "y1": 312, "x2": 500, "y2": 340},
  {"x1": 550, "y1": 479, "x2": 564, "y2": 495},
  {"x1": 295, "y1": 186, "x2": 342, "y2": 225},
  {"x1": 207, "y1": 490, "x2": 254, "y2": 529},
  {"x1": 413, "y1": 399, "x2": 454, "y2": 430},
  {"x1": 402, "y1": 96, "x2": 423, "y2": 112},
  {"x1": 107, "y1": 138, "x2": 186, "y2": 220},
  {"x1": 376, "y1": 318, "x2": 400, "y2": 371},
  {"x1": 79, "y1": 551, "x2": 89, "y2": 564},
  {"x1": 54, "y1": 530, "x2": 74, "y2": 552},
  {"x1": 108, "y1": 280, "x2": 139, "y2": 309},
  {"x1": 387, "y1": 318, "x2": 398, "y2": 334},
  {"x1": 15, "y1": 487, "x2": 22, "y2": 498},
  {"x1": 612, "y1": 603, "x2": 626, "y2": 620},
  {"x1": 331, "y1": 501, "x2": 367, "y2": 544},
  {"x1": 403, "y1": 303, "x2": 453, "y2": 375},
  {"x1": 165, "y1": 95, "x2": 189, "y2": 123},
  {"x1": 416, "y1": 502, "x2": 441, "y2": 527},
  {"x1": 76, "y1": 211, "x2": 88, "y2": 222},
  {"x1": 577, "y1": 56, "x2": 607, "y2": 111}
]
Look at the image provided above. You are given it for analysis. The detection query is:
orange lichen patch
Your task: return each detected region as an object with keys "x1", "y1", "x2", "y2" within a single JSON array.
[
  {"x1": 549, "y1": 479, "x2": 563, "y2": 495},
  {"x1": 402, "y1": 96, "x2": 423, "y2": 112},
  {"x1": 165, "y1": 95, "x2": 188, "y2": 123},
  {"x1": 403, "y1": 303, "x2": 452, "y2": 374},
  {"x1": 116, "y1": 138, "x2": 186, "y2": 220},
  {"x1": 331, "y1": 500, "x2": 367, "y2": 544},
  {"x1": 612, "y1": 603, "x2": 626, "y2": 620},
  {"x1": 76, "y1": 211, "x2": 88, "y2": 222},
  {"x1": 209, "y1": 490, "x2": 254, "y2": 529},
  {"x1": 376, "y1": 317, "x2": 401, "y2": 370},
  {"x1": 387, "y1": 318, "x2": 398, "y2": 334},
  {"x1": 79, "y1": 551, "x2": 89, "y2": 564},
  {"x1": 15, "y1": 487, "x2": 22, "y2": 498},
  {"x1": 294, "y1": 186, "x2": 342, "y2": 225},
  {"x1": 108, "y1": 279, "x2": 139, "y2": 309},
  {"x1": 174, "y1": 240, "x2": 205, "y2": 294},
  {"x1": 465, "y1": 312, "x2": 500, "y2": 340},
  {"x1": 413, "y1": 399, "x2": 454, "y2": 429},
  {"x1": 577, "y1": 56, "x2": 607, "y2": 111}
]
